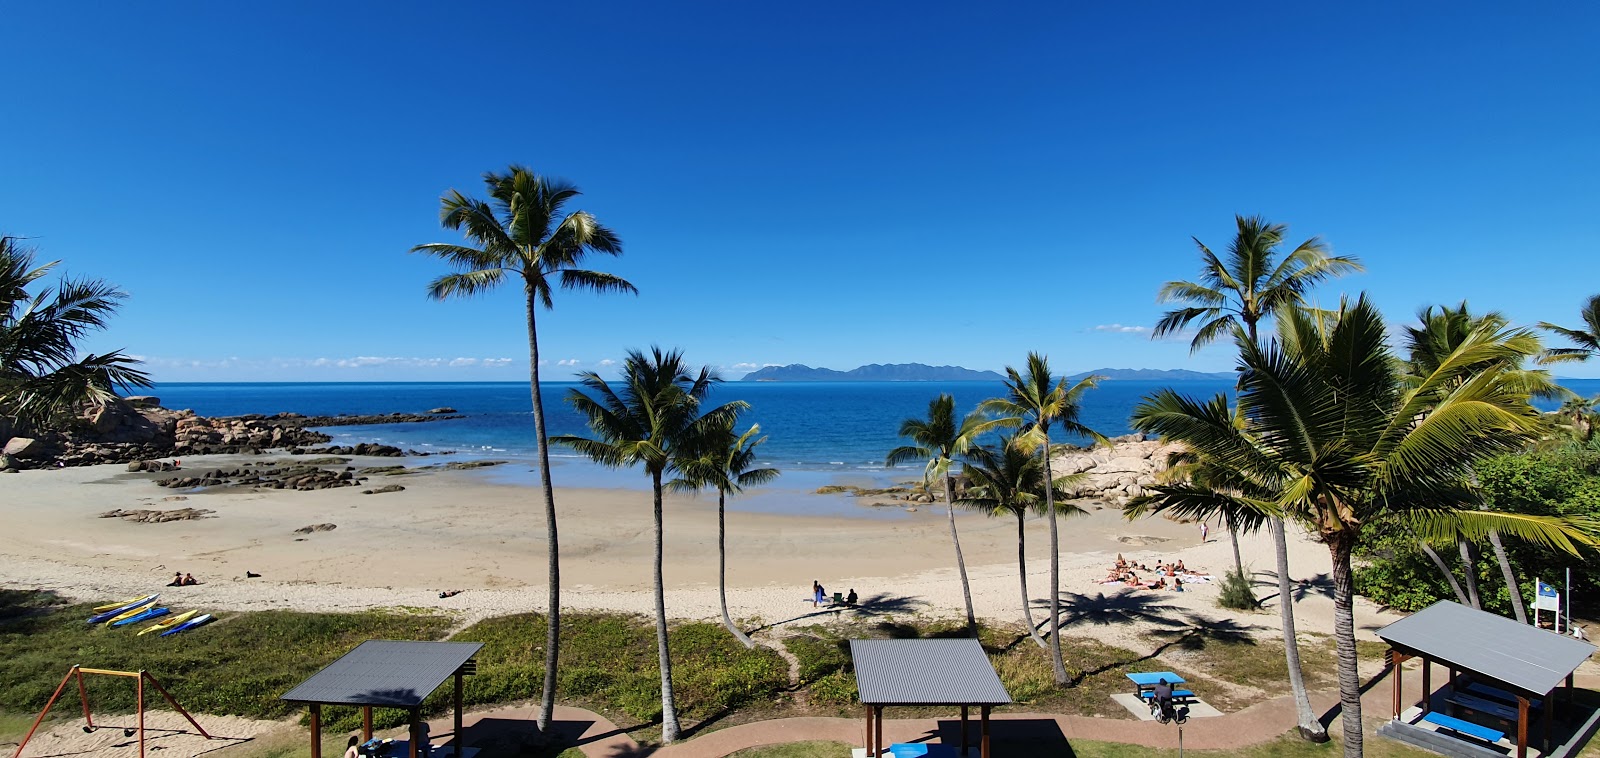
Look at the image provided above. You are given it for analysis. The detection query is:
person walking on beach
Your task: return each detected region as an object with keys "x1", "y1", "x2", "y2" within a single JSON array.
[
  {"x1": 1199, "y1": 522, "x2": 1209, "y2": 543},
  {"x1": 812, "y1": 580, "x2": 825, "y2": 607}
]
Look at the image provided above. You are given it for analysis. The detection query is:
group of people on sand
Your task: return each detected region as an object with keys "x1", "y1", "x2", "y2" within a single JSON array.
[
  {"x1": 166, "y1": 572, "x2": 199, "y2": 587},
  {"x1": 1101, "y1": 554, "x2": 1209, "y2": 592},
  {"x1": 811, "y1": 580, "x2": 858, "y2": 608}
]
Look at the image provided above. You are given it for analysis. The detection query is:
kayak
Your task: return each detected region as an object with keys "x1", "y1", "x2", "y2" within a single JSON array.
[
  {"x1": 103, "y1": 599, "x2": 161, "y2": 627},
  {"x1": 112, "y1": 606, "x2": 169, "y2": 627},
  {"x1": 92, "y1": 595, "x2": 144, "y2": 613},
  {"x1": 160, "y1": 614, "x2": 213, "y2": 637},
  {"x1": 139, "y1": 610, "x2": 198, "y2": 636},
  {"x1": 88, "y1": 595, "x2": 158, "y2": 624}
]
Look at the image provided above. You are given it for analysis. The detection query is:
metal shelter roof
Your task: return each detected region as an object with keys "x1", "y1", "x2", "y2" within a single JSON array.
[
  {"x1": 281, "y1": 640, "x2": 483, "y2": 708},
  {"x1": 1376, "y1": 600, "x2": 1595, "y2": 697},
  {"x1": 849, "y1": 639, "x2": 1012, "y2": 706}
]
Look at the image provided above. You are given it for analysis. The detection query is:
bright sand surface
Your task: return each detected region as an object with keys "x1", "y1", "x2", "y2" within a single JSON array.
[{"x1": 0, "y1": 454, "x2": 1405, "y2": 652}]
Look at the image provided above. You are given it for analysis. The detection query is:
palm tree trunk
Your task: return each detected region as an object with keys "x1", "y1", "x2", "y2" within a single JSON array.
[
  {"x1": 719, "y1": 491, "x2": 755, "y2": 647},
  {"x1": 1458, "y1": 539, "x2": 1481, "y2": 609},
  {"x1": 943, "y1": 474, "x2": 977, "y2": 637},
  {"x1": 1418, "y1": 540, "x2": 1470, "y2": 605},
  {"x1": 1041, "y1": 436, "x2": 1068, "y2": 685},
  {"x1": 1330, "y1": 538, "x2": 1363, "y2": 758},
  {"x1": 526, "y1": 296, "x2": 561, "y2": 734},
  {"x1": 1227, "y1": 516, "x2": 1244, "y2": 579},
  {"x1": 1488, "y1": 530, "x2": 1527, "y2": 623},
  {"x1": 651, "y1": 470, "x2": 681, "y2": 742},
  {"x1": 1018, "y1": 514, "x2": 1046, "y2": 649},
  {"x1": 1273, "y1": 518, "x2": 1327, "y2": 742}
]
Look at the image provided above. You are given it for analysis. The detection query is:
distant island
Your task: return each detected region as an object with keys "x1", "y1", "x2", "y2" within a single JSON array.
[{"x1": 739, "y1": 363, "x2": 1234, "y2": 382}]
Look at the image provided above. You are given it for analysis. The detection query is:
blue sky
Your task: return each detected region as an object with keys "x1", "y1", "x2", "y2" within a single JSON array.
[{"x1": 3, "y1": 2, "x2": 1597, "y2": 381}]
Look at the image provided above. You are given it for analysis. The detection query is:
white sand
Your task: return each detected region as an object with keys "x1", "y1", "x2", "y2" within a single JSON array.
[{"x1": 0, "y1": 455, "x2": 1404, "y2": 653}]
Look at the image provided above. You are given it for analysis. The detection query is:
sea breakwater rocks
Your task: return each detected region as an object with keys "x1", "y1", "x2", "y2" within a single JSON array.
[
  {"x1": 1051, "y1": 434, "x2": 1183, "y2": 505},
  {"x1": 294, "y1": 443, "x2": 407, "y2": 457},
  {"x1": 156, "y1": 464, "x2": 367, "y2": 492}
]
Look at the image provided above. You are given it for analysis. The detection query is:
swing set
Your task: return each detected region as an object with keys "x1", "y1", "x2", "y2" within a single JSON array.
[{"x1": 11, "y1": 664, "x2": 217, "y2": 758}]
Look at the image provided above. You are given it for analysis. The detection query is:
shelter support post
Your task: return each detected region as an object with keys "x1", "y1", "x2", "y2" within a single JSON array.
[
  {"x1": 874, "y1": 706, "x2": 883, "y2": 758},
  {"x1": 137, "y1": 672, "x2": 146, "y2": 758},
  {"x1": 409, "y1": 709, "x2": 420, "y2": 758},
  {"x1": 1569, "y1": 672, "x2": 1576, "y2": 711},
  {"x1": 1391, "y1": 649, "x2": 1402, "y2": 719},
  {"x1": 980, "y1": 705, "x2": 991, "y2": 758},
  {"x1": 1420, "y1": 657, "x2": 1431, "y2": 716},
  {"x1": 960, "y1": 705, "x2": 969, "y2": 755},
  {"x1": 1545, "y1": 690, "x2": 1553, "y2": 754},
  {"x1": 455, "y1": 670, "x2": 464, "y2": 758},
  {"x1": 309, "y1": 704, "x2": 322, "y2": 758},
  {"x1": 864, "y1": 705, "x2": 873, "y2": 758},
  {"x1": 1517, "y1": 695, "x2": 1529, "y2": 758},
  {"x1": 362, "y1": 707, "x2": 373, "y2": 741}
]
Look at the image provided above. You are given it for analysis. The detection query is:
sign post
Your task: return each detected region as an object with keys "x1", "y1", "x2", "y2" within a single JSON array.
[{"x1": 1535, "y1": 579, "x2": 1562, "y2": 632}]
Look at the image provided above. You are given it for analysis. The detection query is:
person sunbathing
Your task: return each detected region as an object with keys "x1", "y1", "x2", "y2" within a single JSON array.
[
  {"x1": 1163, "y1": 564, "x2": 1177, "y2": 577},
  {"x1": 1147, "y1": 577, "x2": 1166, "y2": 590},
  {"x1": 1124, "y1": 572, "x2": 1141, "y2": 587},
  {"x1": 1174, "y1": 560, "x2": 1187, "y2": 572}
]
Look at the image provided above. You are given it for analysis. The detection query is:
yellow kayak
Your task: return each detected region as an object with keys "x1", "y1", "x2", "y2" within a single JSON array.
[
  {"x1": 93, "y1": 595, "x2": 143, "y2": 613},
  {"x1": 103, "y1": 597, "x2": 158, "y2": 626},
  {"x1": 138, "y1": 610, "x2": 198, "y2": 636}
]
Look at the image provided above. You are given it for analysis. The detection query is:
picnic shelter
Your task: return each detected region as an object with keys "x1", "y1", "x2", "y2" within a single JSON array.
[{"x1": 850, "y1": 638, "x2": 1012, "y2": 758}]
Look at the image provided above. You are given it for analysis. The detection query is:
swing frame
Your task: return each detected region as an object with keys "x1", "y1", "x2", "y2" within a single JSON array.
[{"x1": 11, "y1": 664, "x2": 214, "y2": 758}]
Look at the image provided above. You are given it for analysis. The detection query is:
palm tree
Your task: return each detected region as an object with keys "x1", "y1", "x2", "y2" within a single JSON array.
[
  {"x1": 1135, "y1": 296, "x2": 1595, "y2": 758},
  {"x1": 1152, "y1": 215, "x2": 1360, "y2": 743},
  {"x1": 1538, "y1": 294, "x2": 1600, "y2": 363},
  {"x1": 411, "y1": 166, "x2": 634, "y2": 733},
  {"x1": 552, "y1": 347, "x2": 744, "y2": 743},
  {"x1": 0, "y1": 235, "x2": 151, "y2": 434},
  {"x1": 958, "y1": 438, "x2": 1085, "y2": 649},
  {"x1": 670, "y1": 418, "x2": 778, "y2": 648},
  {"x1": 885, "y1": 394, "x2": 997, "y2": 636},
  {"x1": 979, "y1": 355, "x2": 1105, "y2": 685}
]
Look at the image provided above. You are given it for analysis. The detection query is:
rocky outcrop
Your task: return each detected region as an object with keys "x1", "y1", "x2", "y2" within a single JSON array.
[
  {"x1": 361, "y1": 484, "x2": 406, "y2": 495},
  {"x1": 294, "y1": 523, "x2": 338, "y2": 533},
  {"x1": 295, "y1": 443, "x2": 407, "y2": 457},
  {"x1": 426, "y1": 407, "x2": 456, "y2": 414},
  {"x1": 155, "y1": 464, "x2": 367, "y2": 491},
  {"x1": 1051, "y1": 434, "x2": 1183, "y2": 505},
  {"x1": 263, "y1": 411, "x2": 463, "y2": 428},
  {"x1": 99, "y1": 507, "x2": 215, "y2": 523}
]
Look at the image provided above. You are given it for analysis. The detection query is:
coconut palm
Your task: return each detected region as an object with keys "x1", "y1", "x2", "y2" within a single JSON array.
[
  {"x1": 0, "y1": 235, "x2": 150, "y2": 434},
  {"x1": 552, "y1": 347, "x2": 744, "y2": 743},
  {"x1": 958, "y1": 438, "x2": 1085, "y2": 649},
  {"x1": 1153, "y1": 215, "x2": 1360, "y2": 743},
  {"x1": 1538, "y1": 294, "x2": 1600, "y2": 363},
  {"x1": 978, "y1": 355, "x2": 1105, "y2": 685},
  {"x1": 885, "y1": 394, "x2": 998, "y2": 636},
  {"x1": 412, "y1": 166, "x2": 633, "y2": 733},
  {"x1": 670, "y1": 418, "x2": 778, "y2": 648},
  {"x1": 1135, "y1": 296, "x2": 1595, "y2": 758}
]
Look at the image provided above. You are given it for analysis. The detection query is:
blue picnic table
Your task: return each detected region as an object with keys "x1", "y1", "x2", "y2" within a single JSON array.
[{"x1": 1126, "y1": 672, "x2": 1195, "y2": 702}]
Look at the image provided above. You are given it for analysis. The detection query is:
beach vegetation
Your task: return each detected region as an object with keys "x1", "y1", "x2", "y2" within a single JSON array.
[
  {"x1": 957, "y1": 435, "x2": 1086, "y2": 648},
  {"x1": 1131, "y1": 295, "x2": 1597, "y2": 757},
  {"x1": 670, "y1": 415, "x2": 779, "y2": 648},
  {"x1": 886, "y1": 394, "x2": 1003, "y2": 637},
  {"x1": 1538, "y1": 293, "x2": 1600, "y2": 364},
  {"x1": 0, "y1": 234, "x2": 151, "y2": 436},
  {"x1": 1216, "y1": 568, "x2": 1259, "y2": 611},
  {"x1": 552, "y1": 347, "x2": 748, "y2": 743},
  {"x1": 411, "y1": 165, "x2": 635, "y2": 734},
  {"x1": 979, "y1": 355, "x2": 1106, "y2": 687}
]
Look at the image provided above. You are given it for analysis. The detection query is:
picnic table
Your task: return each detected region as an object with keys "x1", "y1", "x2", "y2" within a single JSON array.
[{"x1": 1126, "y1": 672, "x2": 1194, "y2": 702}]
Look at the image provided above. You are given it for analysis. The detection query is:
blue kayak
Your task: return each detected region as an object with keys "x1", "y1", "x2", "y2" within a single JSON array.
[
  {"x1": 88, "y1": 594, "x2": 158, "y2": 624},
  {"x1": 112, "y1": 606, "x2": 169, "y2": 627},
  {"x1": 160, "y1": 614, "x2": 213, "y2": 637}
]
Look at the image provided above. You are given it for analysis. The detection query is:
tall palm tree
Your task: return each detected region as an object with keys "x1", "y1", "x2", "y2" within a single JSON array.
[
  {"x1": 958, "y1": 438, "x2": 1085, "y2": 649},
  {"x1": 670, "y1": 419, "x2": 778, "y2": 648},
  {"x1": 979, "y1": 355, "x2": 1105, "y2": 685},
  {"x1": 1538, "y1": 294, "x2": 1600, "y2": 363},
  {"x1": 552, "y1": 347, "x2": 744, "y2": 743},
  {"x1": 0, "y1": 235, "x2": 151, "y2": 433},
  {"x1": 1135, "y1": 296, "x2": 1595, "y2": 758},
  {"x1": 1152, "y1": 215, "x2": 1360, "y2": 743},
  {"x1": 886, "y1": 394, "x2": 997, "y2": 636},
  {"x1": 412, "y1": 166, "x2": 634, "y2": 733}
]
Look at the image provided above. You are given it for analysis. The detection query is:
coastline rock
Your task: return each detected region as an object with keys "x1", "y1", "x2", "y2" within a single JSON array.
[
  {"x1": 156, "y1": 464, "x2": 366, "y2": 492},
  {"x1": 362, "y1": 484, "x2": 406, "y2": 495},
  {"x1": 99, "y1": 507, "x2": 215, "y2": 523},
  {"x1": 124, "y1": 396, "x2": 162, "y2": 408},
  {"x1": 127, "y1": 460, "x2": 178, "y2": 473},
  {"x1": 4, "y1": 437, "x2": 47, "y2": 458},
  {"x1": 1048, "y1": 434, "x2": 1182, "y2": 506},
  {"x1": 294, "y1": 523, "x2": 338, "y2": 534},
  {"x1": 264, "y1": 411, "x2": 463, "y2": 428},
  {"x1": 426, "y1": 407, "x2": 456, "y2": 414},
  {"x1": 444, "y1": 460, "x2": 507, "y2": 470}
]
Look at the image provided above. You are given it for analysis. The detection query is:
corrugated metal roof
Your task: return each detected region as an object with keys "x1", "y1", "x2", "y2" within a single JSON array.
[
  {"x1": 281, "y1": 640, "x2": 484, "y2": 707},
  {"x1": 849, "y1": 639, "x2": 1012, "y2": 706},
  {"x1": 1376, "y1": 600, "x2": 1595, "y2": 697}
]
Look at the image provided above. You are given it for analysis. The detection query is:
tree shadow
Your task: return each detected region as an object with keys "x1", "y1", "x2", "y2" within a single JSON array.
[
  {"x1": 1254, "y1": 571, "x2": 1336, "y2": 605},
  {"x1": 745, "y1": 592, "x2": 922, "y2": 634},
  {"x1": 1054, "y1": 591, "x2": 1192, "y2": 632}
]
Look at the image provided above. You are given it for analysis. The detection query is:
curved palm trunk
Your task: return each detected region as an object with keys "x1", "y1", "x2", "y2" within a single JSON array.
[
  {"x1": 719, "y1": 491, "x2": 755, "y2": 648},
  {"x1": 1041, "y1": 437, "x2": 1068, "y2": 685},
  {"x1": 1458, "y1": 539, "x2": 1482, "y2": 609},
  {"x1": 1227, "y1": 516, "x2": 1244, "y2": 579},
  {"x1": 943, "y1": 474, "x2": 977, "y2": 637},
  {"x1": 1488, "y1": 530, "x2": 1527, "y2": 623},
  {"x1": 526, "y1": 297, "x2": 561, "y2": 734},
  {"x1": 1274, "y1": 518, "x2": 1327, "y2": 741},
  {"x1": 1418, "y1": 540, "x2": 1470, "y2": 605},
  {"x1": 651, "y1": 470, "x2": 681, "y2": 742},
  {"x1": 1330, "y1": 539, "x2": 1363, "y2": 758},
  {"x1": 1018, "y1": 514, "x2": 1046, "y2": 649}
]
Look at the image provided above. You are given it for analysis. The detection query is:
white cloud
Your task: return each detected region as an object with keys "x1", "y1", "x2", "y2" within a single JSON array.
[
  {"x1": 137, "y1": 355, "x2": 515, "y2": 371},
  {"x1": 597, "y1": 359, "x2": 617, "y2": 367},
  {"x1": 557, "y1": 359, "x2": 582, "y2": 366},
  {"x1": 1091, "y1": 324, "x2": 1150, "y2": 334},
  {"x1": 728, "y1": 362, "x2": 762, "y2": 372}
]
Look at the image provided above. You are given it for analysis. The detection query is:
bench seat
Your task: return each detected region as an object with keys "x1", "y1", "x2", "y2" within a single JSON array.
[
  {"x1": 1447, "y1": 692, "x2": 1519, "y2": 722},
  {"x1": 1464, "y1": 681, "x2": 1542, "y2": 709},
  {"x1": 1138, "y1": 689, "x2": 1195, "y2": 701},
  {"x1": 1420, "y1": 711, "x2": 1506, "y2": 744}
]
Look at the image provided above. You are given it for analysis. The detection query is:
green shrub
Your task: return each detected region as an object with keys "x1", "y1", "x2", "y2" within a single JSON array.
[
  {"x1": 561, "y1": 667, "x2": 612, "y2": 696},
  {"x1": 1217, "y1": 568, "x2": 1259, "y2": 611},
  {"x1": 808, "y1": 670, "x2": 858, "y2": 705},
  {"x1": 785, "y1": 635, "x2": 849, "y2": 683}
]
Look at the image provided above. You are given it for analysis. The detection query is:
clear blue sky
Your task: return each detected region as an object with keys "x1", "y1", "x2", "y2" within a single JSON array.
[{"x1": 4, "y1": 2, "x2": 1597, "y2": 381}]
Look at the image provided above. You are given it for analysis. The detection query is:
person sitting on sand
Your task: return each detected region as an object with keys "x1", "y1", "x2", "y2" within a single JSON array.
[
  {"x1": 1173, "y1": 576, "x2": 1184, "y2": 592},
  {"x1": 846, "y1": 588, "x2": 858, "y2": 606},
  {"x1": 1163, "y1": 564, "x2": 1177, "y2": 577},
  {"x1": 167, "y1": 572, "x2": 184, "y2": 587},
  {"x1": 1148, "y1": 577, "x2": 1166, "y2": 590},
  {"x1": 1124, "y1": 572, "x2": 1140, "y2": 587},
  {"x1": 182, "y1": 573, "x2": 198, "y2": 586},
  {"x1": 1174, "y1": 560, "x2": 1187, "y2": 573}
]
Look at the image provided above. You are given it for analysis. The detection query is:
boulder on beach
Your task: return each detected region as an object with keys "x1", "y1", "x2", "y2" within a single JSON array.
[
  {"x1": 3, "y1": 437, "x2": 47, "y2": 458},
  {"x1": 294, "y1": 523, "x2": 338, "y2": 534},
  {"x1": 362, "y1": 484, "x2": 406, "y2": 495}
]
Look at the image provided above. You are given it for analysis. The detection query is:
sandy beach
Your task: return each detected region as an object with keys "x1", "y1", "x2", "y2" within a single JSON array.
[{"x1": 0, "y1": 452, "x2": 1406, "y2": 653}]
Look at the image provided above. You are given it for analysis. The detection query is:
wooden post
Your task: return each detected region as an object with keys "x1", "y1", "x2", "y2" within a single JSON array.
[
  {"x1": 309, "y1": 704, "x2": 322, "y2": 758},
  {"x1": 980, "y1": 705, "x2": 991, "y2": 758},
  {"x1": 874, "y1": 706, "x2": 883, "y2": 758},
  {"x1": 1420, "y1": 657, "x2": 1431, "y2": 715},
  {"x1": 960, "y1": 705, "x2": 969, "y2": 756},
  {"x1": 455, "y1": 671, "x2": 465, "y2": 758},
  {"x1": 75, "y1": 666, "x2": 94, "y2": 730},
  {"x1": 1517, "y1": 696, "x2": 1529, "y2": 758},
  {"x1": 409, "y1": 709, "x2": 420, "y2": 758},
  {"x1": 362, "y1": 707, "x2": 373, "y2": 741},
  {"x1": 1545, "y1": 689, "x2": 1553, "y2": 754},
  {"x1": 1391, "y1": 649, "x2": 1403, "y2": 719},
  {"x1": 137, "y1": 672, "x2": 145, "y2": 758},
  {"x1": 864, "y1": 705, "x2": 874, "y2": 758}
]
